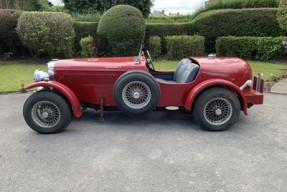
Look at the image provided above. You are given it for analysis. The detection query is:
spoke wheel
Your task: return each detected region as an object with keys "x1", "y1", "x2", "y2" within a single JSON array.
[
  {"x1": 114, "y1": 71, "x2": 160, "y2": 116},
  {"x1": 32, "y1": 101, "x2": 61, "y2": 128},
  {"x1": 204, "y1": 98, "x2": 232, "y2": 126},
  {"x1": 122, "y1": 81, "x2": 151, "y2": 109},
  {"x1": 23, "y1": 91, "x2": 72, "y2": 134},
  {"x1": 193, "y1": 88, "x2": 240, "y2": 131}
]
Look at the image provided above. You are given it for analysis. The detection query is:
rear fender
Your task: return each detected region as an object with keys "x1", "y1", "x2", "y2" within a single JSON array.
[
  {"x1": 25, "y1": 81, "x2": 82, "y2": 117},
  {"x1": 184, "y1": 79, "x2": 248, "y2": 115}
]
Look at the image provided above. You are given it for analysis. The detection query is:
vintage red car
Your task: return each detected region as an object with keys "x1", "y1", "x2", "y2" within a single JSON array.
[{"x1": 22, "y1": 50, "x2": 264, "y2": 134}]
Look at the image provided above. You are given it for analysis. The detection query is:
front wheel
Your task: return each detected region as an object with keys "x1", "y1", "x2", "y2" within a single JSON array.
[
  {"x1": 23, "y1": 91, "x2": 72, "y2": 134},
  {"x1": 193, "y1": 87, "x2": 240, "y2": 131}
]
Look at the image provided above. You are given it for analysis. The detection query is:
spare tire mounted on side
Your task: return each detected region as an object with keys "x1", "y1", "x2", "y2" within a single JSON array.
[{"x1": 113, "y1": 71, "x2": 160, "y2": 116}]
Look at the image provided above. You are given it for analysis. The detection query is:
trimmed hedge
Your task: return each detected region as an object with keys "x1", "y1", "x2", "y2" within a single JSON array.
[
  {"x1": 216, "y1": 36, "x2": 287, "y2": 61},
  {"x1": 146, "y1": 23, "x2": 189, "y2": 37},
  {"x1": 0, "y1": 9, "x2": 23, "y2": 56},
  {"x1": 17, "y1": 12, "x2": 75, "y2": 58},
  {"x1": 97, "y1": 5, "x2": 146, "y2": 56},
  {"x1": 190, "y1": 8, "x2": 287, "y2": 52},
  {"x1": 148, "y1": 36, "x2": 161, "y2": 59},
  {"x1": 165, "y1": 35, "x2": 205, "y2": 60}
]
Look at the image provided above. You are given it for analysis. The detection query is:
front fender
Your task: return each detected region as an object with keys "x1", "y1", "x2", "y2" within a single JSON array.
[
  {"x1": 25, "y1": 81, "x2": 82, "y2": 117},
  {"x1": 184, "y1": 79, "x2": 248, "y2": 115}
]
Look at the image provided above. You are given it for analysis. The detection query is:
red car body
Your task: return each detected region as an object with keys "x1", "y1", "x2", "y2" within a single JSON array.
[{"x1": 23, "y1": 55, "x2": 264, "y2": 133}]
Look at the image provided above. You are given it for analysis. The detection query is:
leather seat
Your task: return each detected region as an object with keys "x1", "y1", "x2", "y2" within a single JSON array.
[{"x1": 157, "y1": 59, "x2": 199, "y2": 83}]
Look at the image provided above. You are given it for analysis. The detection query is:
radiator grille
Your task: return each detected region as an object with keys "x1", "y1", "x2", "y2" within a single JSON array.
[{"x1": 62, "y1": 72, "x2": 118, "y2": 85}]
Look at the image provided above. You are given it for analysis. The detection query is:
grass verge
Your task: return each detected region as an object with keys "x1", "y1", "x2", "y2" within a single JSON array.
[{"x1": 0, "y1": 59, "x2": 286, "y2": 93}]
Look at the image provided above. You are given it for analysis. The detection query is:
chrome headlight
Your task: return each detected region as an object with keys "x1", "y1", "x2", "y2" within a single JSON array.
[
  {"x1": 48, "y1": 60, "x2": 56, "y2": 80},
  {"x1": 34, "y1": 69, "x2": 49, "y2": 82}
]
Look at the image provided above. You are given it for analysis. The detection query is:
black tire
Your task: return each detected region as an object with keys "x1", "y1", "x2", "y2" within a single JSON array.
[
  {"x1": 23, "y1": 91, "x2": 72, "y2": 134},
  {"x1": 193, "y1": 87, "x2": 240, "y2": 131},
  {"x1": 113, "y1": 71, "x2": 160, "y2": 115}
]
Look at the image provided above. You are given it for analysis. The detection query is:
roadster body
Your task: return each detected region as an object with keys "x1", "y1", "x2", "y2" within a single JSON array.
[{"x1": 22, "y1": 52, "x2": 264, "y2": 133}]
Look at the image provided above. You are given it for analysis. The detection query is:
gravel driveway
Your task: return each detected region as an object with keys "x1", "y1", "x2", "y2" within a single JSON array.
[{"x1": 0, "y1": 93, "x2": 286, "y2": 192}]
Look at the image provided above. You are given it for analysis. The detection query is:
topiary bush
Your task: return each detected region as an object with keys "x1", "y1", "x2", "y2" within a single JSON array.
[
  {"x1": 216, "y1": 36, "x2": 287, "y2": 61},
  {"x1": 0, "y1": 9, "x2": 23, "y2": 57},
  {"x1": 80, "y1": 35, "x2": 96, "y2": 57},
  {"x1": 97, "y1": 5, "x2": 146, "y2": 56},
  {"x1": 165, "y1": 35, "x2": 205, "y2": 60},
  {"x1": 189, "y1": 8, "x2": 287, "y2": 52},
  {"x1": 16, "y1": 12, "x2": 75, "y2": 58}
]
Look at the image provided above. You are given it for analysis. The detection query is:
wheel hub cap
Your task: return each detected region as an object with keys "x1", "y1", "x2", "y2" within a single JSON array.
[
  {"x1": 133, "y1": 91, "x2": 140, "y2": 99},
  {"x1": 215, "y1": 109, "x2": 222, "y2": 116},
  {"x1": 204, "y1": 98, "x2": 233, "y2": 126},
  {"x1": 42, "y1": 112, "x2": 49, "y2": 119}
]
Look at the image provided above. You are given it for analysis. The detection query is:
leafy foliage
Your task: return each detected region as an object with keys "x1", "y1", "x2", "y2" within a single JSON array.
[
  {"x1": 193, "y1": 0, "x2": 279, "y2": 19},
  {"x1": 216, "y1": 36, "x2": 287, "y2": 61},
  {"x1": 0, "y1": 0, "x2": 51, "y2": 11},
  {"x1": 190, "y1": 8, "x2": 286, "y2": 52},
  {"x1": 26, "y1": 0, "x2": 50, "y2": 11},
  {"x1": 0, "y1": 0, "x2": 26, "y2": 9},
  {"x1": 71, "y1": 12, "x2": 102, "y2": 22},
  {"x1": 277, "y1": 0, "x2": 287, "y2": 31},
  {"x1": 146, "y1": 8, "x2": 285, "y2": 52},
  {"x1": 80, "y1": 36, "x2": 96, "y2": 57},
  {"x1": 146, "y1": 23, "x2": 189, "y2": 37},
  {"x1": 148, "y1": 36, "x2": 161, "y2": 59},
  {"x1": 97, "y1": 5, "x2": 145, "y2": 56},
  {"x1": 146, "y1": 0, "x2": 279, "y2": 25},
  {"x1": 73, "y1": 22, "x2": 98, "y2": 54},
  {"x1": 63, "y1": 0, "x2": 153, "y2": 18},
  {"x1": 165, "y1": 35, "x2": 205, "y2": 60},
  {"x1": 0, "y1": 9, "x2": 23, "y2": 56},
  {"x1": 146, "y1": 15, "x2": 195, "y2": 24},
  {"x1": 16, "y1": 12, "x2": 75, "y2": 58}
]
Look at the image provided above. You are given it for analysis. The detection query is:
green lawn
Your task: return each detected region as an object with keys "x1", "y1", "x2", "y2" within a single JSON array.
[
  {"x1": 0, "y1": 59, "x2": 286, "y2": 93},
  {"x1": 0, "y1": 61, "x2": 46, "y2": 93}
]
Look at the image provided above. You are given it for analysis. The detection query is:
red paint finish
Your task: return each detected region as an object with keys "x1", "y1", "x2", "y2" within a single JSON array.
[
  {"x1": 25, "y1": 56, "x2": 263, "y2": 116},
  {"x1": 25, "y1": 81, "x2": 82, "y2": 117},
  {"x1": 54, "y1": 56, "x2": 147, "y2": 106}
]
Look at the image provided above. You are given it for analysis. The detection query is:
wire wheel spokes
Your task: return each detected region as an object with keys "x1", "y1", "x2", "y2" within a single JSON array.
[
  {"x1": 122, "y1": 81, "x2": 152, "y2": 109},
  {"x1": 32, "y1": 101, "x2": 61, "y2": 128},
  {"x1": 204, "y1": 98, "x2": 233, "y2": 126}
]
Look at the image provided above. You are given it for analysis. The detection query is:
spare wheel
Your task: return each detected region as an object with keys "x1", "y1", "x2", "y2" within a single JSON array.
[{"x1": 113, "y1": 71, "x2": 160, "y2": 115}]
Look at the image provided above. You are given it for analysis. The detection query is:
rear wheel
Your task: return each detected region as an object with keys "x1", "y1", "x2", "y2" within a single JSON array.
[
  {"x1": 23, "y1": 91, "x2": 72, "y2": 134},
  {"x1": 193, "y1": 87, "x2": 240, "y2": 131}
]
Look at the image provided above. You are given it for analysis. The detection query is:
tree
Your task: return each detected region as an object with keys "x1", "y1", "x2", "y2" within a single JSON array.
[
  {"x1": 27, "y1": 0, "x2": 50, "y2": 11},
  {"x1": 62, "y1": 0, "x2": 154, "y2": 18},
  {"x1": 277, "y1": 0, "x2": 287, "y2": 31}
]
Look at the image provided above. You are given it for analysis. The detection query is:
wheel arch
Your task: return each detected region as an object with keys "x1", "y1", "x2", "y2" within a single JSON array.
[
  {"x1": 24, "y1": 81, "x2": 82, "y2": 117},
  {"x1": 184, "y1": 79, "x2": 248, "y2": 115}
]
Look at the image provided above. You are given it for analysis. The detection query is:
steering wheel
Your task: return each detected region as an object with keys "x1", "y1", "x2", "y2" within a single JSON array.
[{"x1": 146, "y1": 50, "x2": 155, "y2": 70}]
